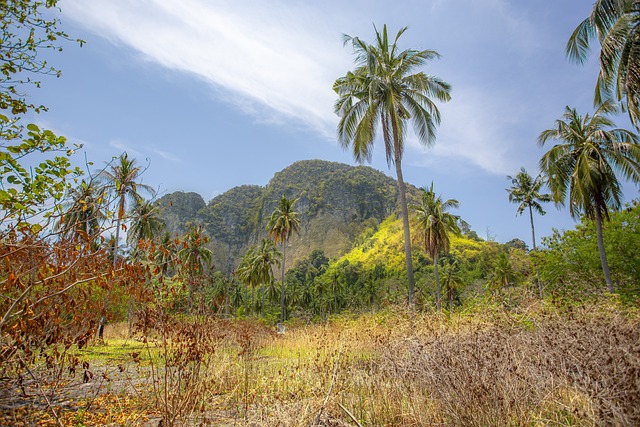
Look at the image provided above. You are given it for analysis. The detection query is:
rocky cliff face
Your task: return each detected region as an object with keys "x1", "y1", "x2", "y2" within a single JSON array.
[{"x1": 156, "y1": 160, "x2": 417, "y2": 273}]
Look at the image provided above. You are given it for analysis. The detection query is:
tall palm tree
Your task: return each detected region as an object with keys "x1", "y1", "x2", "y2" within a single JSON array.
[
  {"x1": 237, "y1": 246, "x2": 258, "y2": 313},
  {"x1": 334, "y1": 24, "x2": 451, "y2": 309},
  {"x1": 567, "y1": 0, "x2": 640, "y2": 127},
  {"x1": 177, "y1": 225, "x2": 213, "y2": 314},
  {"x1": 56, "y1": 179, "x2": 106, "y2": 242},
  {"x1": 538, "y1": 101, "x2": 640, "y2": 292},
  {"x1": 267, "y1": 195, "x2": 300, "y2": 323},
  {"x1": 411, "y1": 182, "x2": 461, "y2": 310},
  {"x1": 253, "y1": 238, "x2": 281, "y2": 315},
  {"x1": 99, "y1": 152, "x2": 154, "y2": 267},
  {"x1": 506, "y1": 167, "x2": 552, "y2": 299}
]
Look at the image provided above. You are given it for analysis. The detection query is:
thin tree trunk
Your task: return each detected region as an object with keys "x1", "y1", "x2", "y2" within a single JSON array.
[
  {"x1": 281, "y1": 239, "x2": 286, "y2": 323},
  {"x1": 529, "y1": 206, "x2": 544, "y2": 300},
  {"x1": 98, "y1": 215, "x2": 122, "y2": 340},
  {"x1": 594, "y1": 209, "x2": 614, "y2": 292},
  {"x1": 434, "y1": 253, "x2": 441, "y2": 311},
  {"x1": 394, "y1": 156, "x2": 415, "y2": 310}
]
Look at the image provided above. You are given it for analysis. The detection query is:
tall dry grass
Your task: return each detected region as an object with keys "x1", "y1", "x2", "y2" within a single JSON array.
[{"x1": 23, "y1": 298, "x2": 640, "y2": 426}]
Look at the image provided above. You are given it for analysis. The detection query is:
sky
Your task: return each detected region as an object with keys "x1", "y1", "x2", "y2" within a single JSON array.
[{"x1": 24, "y1": 0, "x2": 639, "y2": 246}]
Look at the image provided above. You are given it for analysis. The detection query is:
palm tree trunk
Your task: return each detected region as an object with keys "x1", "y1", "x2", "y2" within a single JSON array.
[
  {"x1": 393, "y1": 156, "x2": 416, "y2": 310},
  {"x1": 280, "y1": 239, "x2": 286, "y2": 323},
  {"x1": 529, "y1": 206, "x2": 544, "y2": 300},
  {"x1": 98, "y1": 215, "x2": 122, "y2": 340},
  {"x1": 434, "y1": 253, "x2": 441, "y2": 311},
  {"x1": 594, "y1": 209, "x2": 614, "y2": 292}
]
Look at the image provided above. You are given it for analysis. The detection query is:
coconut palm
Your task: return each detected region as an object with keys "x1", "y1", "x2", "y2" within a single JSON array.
[
  {"x1": 489, "y1": 252, "x2": 518, "y2": 303},
  {"x1": 99, "y1": 152, "x2": 155, "y2": 267},
  {"x1": 267, "y1": 195, "x2": 300, "y2": 323},
  {"x1": 506, "y1": 167, "x2": 552, "y2": 298},
  {"x1": 411, "y1": 182, "x2": 461, "y2": 310},
  {"x1": 237, "y1": 246, "x2": 259, "y2": 314},
  {"x1": 56, "y1": 179, "x2": 106, "y2": 242},
  {"x1": 334, "y1": 24, "x2": 451, "y2": 308},
  {"x1": 253, "y1": 238, "x2": 281, "y2": 314},
  {"x1": 127, "y1": 200, "x2": 166, "y2": 248},
  {"x1": 177, "y1": 225, "x2": 213, "y2": 313},
  {"x1": 567, "y1": 0, "x2": 640, "y2": 126},
  {"x1": 538, "y1": 101, "x2": 640, "y2": 292},
  {"x1": 153, "y1": 232, "x2": 178, "y2": 277}
]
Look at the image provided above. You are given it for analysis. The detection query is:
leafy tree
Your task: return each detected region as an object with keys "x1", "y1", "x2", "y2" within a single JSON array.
[
  {"x1": 334, "y1": 24, "x2": 451, "y2": 309},
  {"x1": 268, "y1": 195, "x2": 300, "y2": 323},
  {"x1": 536, "y1": 200, "x2": 640, "y2": 298},
  {"x1": 506, "y1": 167, "x2": 551, "y2": 298},
  {"x1": 252, "y1": 238, "x2": 281, "y2": 315},
  {"x1": 411, "y1": 182, "x2": 461, "y2": 310},
  {"x1": 1, "y1": 0, "x2": 82, "y2": 131},
  {"x1": 567, "y1": 0, "x2": 640, "y2": 126},
  {"x1": 538, "y1": 101, "x2": 640, "y2": 292}
]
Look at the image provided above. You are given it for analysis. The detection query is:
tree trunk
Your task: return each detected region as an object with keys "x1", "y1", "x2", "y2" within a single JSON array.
[
  {"x1": 393, "y1": 156, "x2": 415, "y2": 310},
  {"x1": 529, "y1": 206, "x2": 544, "y2": 300},
  {"x1": 281, "y1": 239, "x2": 286, "y2": 323},
  {"x1": 434, "y1": 253, "x2": 441, "y2": 311},
  {"x1": 594, "y1": 209, "x2": 614, "y2": 292}
]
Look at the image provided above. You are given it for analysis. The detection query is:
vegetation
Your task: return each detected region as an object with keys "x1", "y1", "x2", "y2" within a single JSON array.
[
  {"x1": 411, "y1": 183, "x2": 462, "y2": 310},
  {"x1": 538, "y1": 101, "x2": 640, "y2": 292},
  {"x1": 568, "y1": 0, "x2": 640, "y2": 127},
  {"x1": 334, "y1": 25, "x2": 451, "y2": 308},
  {"x1": 507, "y1": 167, "x2": 551, "y2": 298},
  {"x1": 2, "y1": 4, "x2": 640, "y2": 426}
]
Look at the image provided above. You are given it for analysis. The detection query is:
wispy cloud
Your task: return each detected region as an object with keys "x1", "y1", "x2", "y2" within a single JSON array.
[
  {"x1": 64, "y1": 0, "x2": 347, "y2": 138},
  {"x1": 62, "y1": 0, "x2": 571, "y2": 177}
]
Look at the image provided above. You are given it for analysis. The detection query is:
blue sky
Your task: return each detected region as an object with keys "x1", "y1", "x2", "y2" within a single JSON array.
[{"x1": 27, "y1": 0, "x2": 638, "y2": 245}]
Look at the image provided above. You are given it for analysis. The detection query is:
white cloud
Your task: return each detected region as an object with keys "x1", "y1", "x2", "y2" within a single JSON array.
[
  {"x1": 63, "y1": 0, "x2": 347, "y2": 138},
  {"x1": 108, "y1": 139, "x2": 143, "y2": 158}
]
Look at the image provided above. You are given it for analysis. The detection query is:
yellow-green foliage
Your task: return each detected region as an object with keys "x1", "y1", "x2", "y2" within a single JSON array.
[
  {"x1": 339, "y1": 216, "x2": 406, "y2": 274},
  {"x1": 329, "y1": 215, "x2": 493, "y2": 275}
]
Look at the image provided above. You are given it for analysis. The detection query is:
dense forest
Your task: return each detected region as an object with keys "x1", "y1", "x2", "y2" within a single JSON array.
[{"x1": 1, "y1": 1, "x2": 640, "y2": 426}]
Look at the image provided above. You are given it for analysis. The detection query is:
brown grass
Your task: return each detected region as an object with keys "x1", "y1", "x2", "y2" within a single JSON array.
[{"x1": 5, "y1": 299, "x2": 639, "y2": 426}]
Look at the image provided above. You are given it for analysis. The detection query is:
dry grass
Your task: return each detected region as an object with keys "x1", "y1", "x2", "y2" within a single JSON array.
[{"x1": 7, "y1": 299, "x2": 640, "y2": 426}]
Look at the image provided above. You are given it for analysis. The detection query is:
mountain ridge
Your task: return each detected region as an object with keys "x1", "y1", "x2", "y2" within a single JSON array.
[{"x1": 156, "y1": 159, "x2": 420, "y2": 273}]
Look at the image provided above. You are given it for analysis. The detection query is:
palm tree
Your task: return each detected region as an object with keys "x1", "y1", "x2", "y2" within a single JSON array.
[
  {"x1": 99, "y1": 152, "x2": 154, "y2": 267},
  {"x1": 267, "y1": 195, "x2": 300, "y2": 323},
  {"x1": 127, "y1": 200, "x2": 166, "y2": 249},
  {"x1": 538, "y1": 101, "x2": 640, "y2": 292},
  {"x1": 411, "y1": 182, "x2": 461, "y2": 310},
  {"x1": 253, "y1": 238, "x2": 281, "y2": 315},
  {"x1": 237, "y1": 246, "x2": 259, "y2": 314},
  {"x1": 177, "y1": 225, "x2": 213, "y2": 314},
  {"x1": 489, "y1": 252, "x2": 518, "y2": 303},
  {"x1": 334, "y1": 24, "x2": 451, "y2": 309},
  {"x1": 56, "y1": 179, "x2": 106, "y2": 242},
  {"x1": 153, "y1": 232, "x2": 178, "y2": 277},
  {"x1": 567, "y1": 0, "x2": 640, "y2": 127},
  {"x1": 506, "y1": 167, "x2": 552, "y2": 299}
]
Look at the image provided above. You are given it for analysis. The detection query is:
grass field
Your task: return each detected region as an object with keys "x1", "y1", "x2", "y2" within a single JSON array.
[{"x1": 4, "y1": 297, "x2": 639, "y2": 426}]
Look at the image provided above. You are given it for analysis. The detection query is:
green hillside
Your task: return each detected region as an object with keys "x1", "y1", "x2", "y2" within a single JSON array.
[{"x1": 156, "y1": 159, "x2": 419, "y2": 272}]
